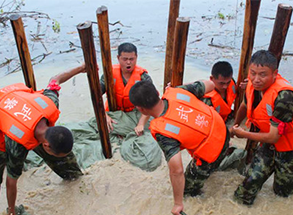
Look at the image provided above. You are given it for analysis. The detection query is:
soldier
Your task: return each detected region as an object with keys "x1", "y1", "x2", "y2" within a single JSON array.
[
  {"x1": 231, "y1": 50, "x2": 293, "y2": 205},
  {"x1": 100, "y1": 42, "x2": 152, "y2": 135},
  {"x1": 201, "y1": 61, "x2": 236, "y2": 122},
  {"x1": 98, "y1": 42, "x2": 161, "y2": 171},
  {"x1": 129, "y1": 80, "x2": 230, "y2": 215},
  {"x1": 202, "y1": 61, "x2": 247, "y2": 172},
  {"x1": 0, "y1": 65, "x2": 85, "y2": 214}
]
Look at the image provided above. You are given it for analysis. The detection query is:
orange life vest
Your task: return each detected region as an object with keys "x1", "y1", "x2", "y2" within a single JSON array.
[
  {"x1": 105, "y1": 64, "x2": 147, "y2": 112},
  {"x1": 0, "y1": 83, "x2": 60, "y2": 152},
  {"x1": 246, "y1": 74, "x2": 293, "y2": 151},
  {"x1": 150, "y1": 87, "x2": 227, "y2": 164},
  {"x1": 203, "y1": 79, "x2": 236, "y2": 121}
]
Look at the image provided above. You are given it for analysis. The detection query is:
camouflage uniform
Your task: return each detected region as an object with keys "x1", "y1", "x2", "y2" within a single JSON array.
[
  {"x1": 0, "y1": 88, "x2": 83, "y2": 184},
  {"x1": 155, "y1": 81, "x2": 229, "y2": 196},
  {"x1": 184, "y1": 128, "x2": 229, "y2": 196},
  {"x1": 234, "y1": 90, "x2": 293, "y2": 205},
  {"x1": 200, "y1": 97, "x2": 213, "y2": 107}
]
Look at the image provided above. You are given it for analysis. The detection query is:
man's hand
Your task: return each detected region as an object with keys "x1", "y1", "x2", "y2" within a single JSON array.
[
  {"x1": 171, "y1": 204, "x2": 184, "y2": 215},
  {"x1": 134, "y1": 125, "x2": 144, "y2": 136},
  {"x1": 231, "y1": 124, "x2": 245, "y2": 138},
  {"x1": 49, "y1": 63, "x2": 89, "y2": 86},
  {"x1": 81, "y1": 62, "x2": 100, "y2": 73},
  {"x1": 6, "y1": 207, "x2": 15, "y2": 215},
  {"x1": 239, "y1": 78, "x2": 248, "y2": 90},
  {"x1": 134, "y1": 114, "x2": 150, "y2": 136},
  {"x1": 106, "y1": 113, "x2": 117, "y2": 132},
  {"x1": 229, "y1": 127, "x2": 235, "y2": 138},
  {"x1": 165, "y1": 82, "x2": 172, "y2": 91},
  {"x1": 79, "y1": 63, "x2": 87, "y2": 73}
]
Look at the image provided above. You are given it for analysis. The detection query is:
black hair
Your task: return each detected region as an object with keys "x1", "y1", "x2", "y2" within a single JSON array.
[
  {"x1": 118, "y1": 42, "x2": 137, "y2": 56},
  {"x1": 211, "y1": 61, "x2": 233, "y2": 78},
  {"x1": 250, "y1": 50, "x2": 278, "y2": 71},
  {"x1": 45, "y1": 126, "x2": 73, "y2": 154},
  {"x1": 129, "y1": 80, "x2": 160, "y2": 109}
]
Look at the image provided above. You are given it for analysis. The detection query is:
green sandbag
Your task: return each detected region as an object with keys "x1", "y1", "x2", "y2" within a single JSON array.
[
  {"x1": 24, "y1": 109, "x2": 162, "y2": 172},
  {"x1": 90, "y1": 109, "x2": 162, "y2": 171},
  {"x1": 120, "y1": 131, "x2": 162, "y2": 171}
]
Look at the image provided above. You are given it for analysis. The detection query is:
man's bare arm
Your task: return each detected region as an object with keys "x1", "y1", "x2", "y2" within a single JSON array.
[
  {"x1": 49, "y1": 64, "x2": 87, "y2": 86},
  {"x1": 168, "y1": 152, "x2": 185, "y2": 215},
  {"x1": 232, "y1": 124, "x2": 280, "y2": 143},
  {"x1": 134, "y1": 114, "x2": 150, "y2": 136}
]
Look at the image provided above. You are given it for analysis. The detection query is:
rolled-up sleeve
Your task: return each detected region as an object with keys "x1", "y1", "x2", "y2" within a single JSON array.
[{"x1": 155, "y1": 133, "x2": 181, "y2": 162}]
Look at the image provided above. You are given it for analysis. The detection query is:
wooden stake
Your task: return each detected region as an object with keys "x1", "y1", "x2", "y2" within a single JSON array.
[
  {"x1": 233, "y1": 0, "x2": 261, "y2": 165},
  {"x1": 244, "y1": 4, "x2": 292, "y2": 165},
  {"x1": 163, "y1": 0, "x2": 181, "y2": 92},
  {"x1": 171, "y1": 17, "x2": 190, "y2": 87},
  {"x1": 77, "y1": 21, "x2": 112, "y2": 159},
  {"x1": 10, "y1": 14, "x2": 36, "y2": 90},
  {"x1": 269, "y1": 4, "x2": 292, "y2": 67},
  {"x1": 234, "y1": 0, "x2": 261, "y2": 113},
  {"x1": 96, "y1": 6, "x2": 117, "y2": 111}
]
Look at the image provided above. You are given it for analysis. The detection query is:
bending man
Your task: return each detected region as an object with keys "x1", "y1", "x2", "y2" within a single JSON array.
[
  {"x1": 0, "y1": 65, "x2": 85, "y2": 214},
  {"x1": 129, "y1": 80, "x2": 230, "y2": 215}
]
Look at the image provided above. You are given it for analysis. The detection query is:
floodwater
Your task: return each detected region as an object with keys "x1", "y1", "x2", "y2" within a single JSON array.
[{"x1": 1, "y1": 0, "x2": 293, "y2": 214}]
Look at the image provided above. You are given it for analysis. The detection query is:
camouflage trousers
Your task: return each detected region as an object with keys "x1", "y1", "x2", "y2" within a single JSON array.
[
  {"x1": 0, "y1": 136, "x2": 83, "y2": 184},
  {"x1": 184, "y1": 130, "x2": 230, "y2": 196},
  {"x1": 234, "y1": 143, "x2": 293, "y2": 205}
]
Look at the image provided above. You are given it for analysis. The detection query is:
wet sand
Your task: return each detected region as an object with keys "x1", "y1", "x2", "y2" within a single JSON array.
[{"x1": 1, "y1": 140, "x2": 293, "y2": 215}]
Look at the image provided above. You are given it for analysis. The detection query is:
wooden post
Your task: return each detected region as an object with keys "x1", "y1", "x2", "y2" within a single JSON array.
[
  {"x1": 245, "y1": 4, "x2": 293, "y2": 165},
  {"x1": 233, "y1": 0, "x2": 261, "y2": 165},
  {"x1": 96, "y1": 6, "x2": 117, "y2": 111},
  {"x1": 234, "y1": 0, "x2": 261, "y2": 113},
  {"x1": 163, "y1": 0, "x2": 181, "y2": 92},
  {"x1": 10, "y1": 14, "x2": 36, "y2": 90},
  {"x1": 170, "y1": 17, "x2": 190, "y2": 87},
  {"x1": 268, "y1": 4, "x2": 292, "y2": 67},
  {"x1": 77, "y1": 21, "x2": 112, "y2": 159}
]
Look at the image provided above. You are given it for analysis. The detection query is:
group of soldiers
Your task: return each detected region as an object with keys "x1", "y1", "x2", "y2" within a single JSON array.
[{"x1": 1, "y1": 43, "x2": 293, "y2": 215}]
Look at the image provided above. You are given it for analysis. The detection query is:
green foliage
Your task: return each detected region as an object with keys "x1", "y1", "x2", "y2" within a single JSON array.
[
  {"x1": 52, "y1": 19, "x2": 60, "y2": 33},
  {"x1": 218, "y1": 12, "x2": 225, "y2": 20}
]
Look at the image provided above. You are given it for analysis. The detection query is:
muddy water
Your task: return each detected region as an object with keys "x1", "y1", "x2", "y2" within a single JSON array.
[{"x1": 1, "y1": 0, "x2": 293, "y2": 214}]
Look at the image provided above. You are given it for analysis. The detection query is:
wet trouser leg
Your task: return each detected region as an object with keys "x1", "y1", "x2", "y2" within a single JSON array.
[
  {"x1": 184, "y1": 132, "x2": 229, "y2": 196},
  {"x1": 33, "y1": 144, "x2": 83, "y2": 180},
  {"x1": 234, "y1": 143, "x2": 275, "y2": 205},
  {"x1": 274, "y1": 150, "x2": 293, "y2": 197}
]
